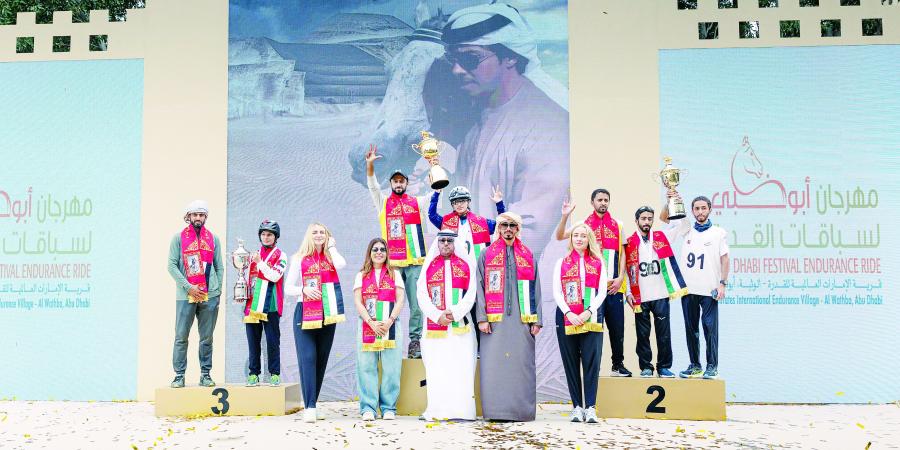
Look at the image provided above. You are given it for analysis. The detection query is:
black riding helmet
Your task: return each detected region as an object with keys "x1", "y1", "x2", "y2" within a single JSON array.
[{"x1": 258, "y1": 219, "x2": 280, "y2": 241}]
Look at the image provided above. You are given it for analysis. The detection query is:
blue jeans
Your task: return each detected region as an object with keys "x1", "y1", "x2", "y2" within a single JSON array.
[
  {"x1": 356, "y1": 321, "x2": 402, "y2": 415},
  {"x1": 399, "y1": 265, "x2": 422, "y2": 341},
  {"x1": 173, "y1": 296, "x2": 219, "y2": 376}
]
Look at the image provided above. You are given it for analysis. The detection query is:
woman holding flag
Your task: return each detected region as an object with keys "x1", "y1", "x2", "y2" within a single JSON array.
[
  {"x1": 352, "y1": 238, "x2": 405, "y2": 421},
  {"x1": 285, "y1": 222, "x2": 347, "y2": 423}
]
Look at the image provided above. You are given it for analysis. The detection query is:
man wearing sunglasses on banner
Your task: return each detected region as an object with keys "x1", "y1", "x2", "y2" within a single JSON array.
[{"x1": 441, "y1": 3, "x2": 569, "y2": 278}]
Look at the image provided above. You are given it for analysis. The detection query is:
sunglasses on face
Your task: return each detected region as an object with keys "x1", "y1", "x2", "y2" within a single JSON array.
[
  {"x1": 371, "y1": 247, "x2": 387, "y2": 253},
  {"x1": 499, "y1": 222, "x2": 519, "y2": 229},
  {"x1": 446, "y1": 51, "x2": 494, "y2": 72},
  {"x1": 438, "y1": 238, "x2": 455, "y2": 244}
]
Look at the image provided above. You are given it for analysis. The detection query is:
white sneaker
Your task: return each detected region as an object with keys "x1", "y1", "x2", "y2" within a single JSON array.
[
  {"x1": 584, "y1": 407, "x2": 599, "y2": 424},
  {"x1": 303, "y1": 408, "x2": 316, "y2": 423},
  {"x1": 570, "y1": 406, "x2": 583, "y2": 423},
  {"x1": 382, "y1": 411, "x2": 396, "y2": 420},
  {"x1": 316, "y1": 408, "x2": 325, "y2": 420},
  {"x1": 362, "y1": 411, "x2": 375, "y2": 421}
]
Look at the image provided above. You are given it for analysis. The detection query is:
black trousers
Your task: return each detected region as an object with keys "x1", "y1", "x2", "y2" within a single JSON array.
[
  {"x1": 601, "y1": 293, "x2": 625, "y2": 366},
  {"x1": 555, "y1": 309, "x2": 602, "y2": 408},
  {"x1": 245, "y1": 311, "x2": 281, "y2": 376},
  {"x1": 682, "y1": 294, "x2": 719, "y2": 368},
  {"x1": 634, "y1": 299, "x2": 672, "y2": 371}
]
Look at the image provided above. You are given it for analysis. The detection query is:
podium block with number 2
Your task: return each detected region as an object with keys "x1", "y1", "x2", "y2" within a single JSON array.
[{"x1": 596, "y1": 377, "x2": 726, "y2": 421}]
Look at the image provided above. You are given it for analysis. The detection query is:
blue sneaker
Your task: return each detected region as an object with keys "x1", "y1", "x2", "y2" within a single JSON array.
[
  {"x1": 640, "y1": 368, "x2": 654, "y2": 378},
  {"x1": 703, "y1": 366, "x2": 718, "y2": 379},
  {"x1": 657, "y1": 368, "x2": 675, "y2": 378},
  {"x1": 679, "y1": 365, "x2": 703, "y2": 379}
]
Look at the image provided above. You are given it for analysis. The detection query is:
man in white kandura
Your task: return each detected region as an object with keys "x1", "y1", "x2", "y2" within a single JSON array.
[{"x1": 416, "y1": 230, "x2": 478, "y2": 421}]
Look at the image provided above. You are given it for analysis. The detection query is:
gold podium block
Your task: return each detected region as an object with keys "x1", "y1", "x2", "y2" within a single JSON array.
[
  {"x1": 596, "y1": 377, "x2": 726, "y2": 421},
  {"x1": 154, "y1": 383, "x2": 301, "y2": 417},
  {"x1": 396, "y1": 358, "x2": 482, "y2": 416}
]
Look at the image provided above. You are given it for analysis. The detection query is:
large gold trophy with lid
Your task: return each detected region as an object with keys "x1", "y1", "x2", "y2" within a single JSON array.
[
  {"x1": 655, "y1": 157, "x2": 687, "y2": 220},
  {"x1": 411, "y1": 131, "x2": 450, "y2": 190}
]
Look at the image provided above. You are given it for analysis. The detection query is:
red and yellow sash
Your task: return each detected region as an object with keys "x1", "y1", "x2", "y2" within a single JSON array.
[
  {"x1": 560, "y1": 250, "x2": 604, "y2": 335},
  {"x1": 380, "y1": 193, "x2": 426, "y2": 267},
  {"x1": 180, "y1": 226, "x2": 215, "y2": 303},
  {"x1": 360, "y1": 266, "x2": 397, "y2": 351},
  {"x1": 483, "y1": 239, "x2": 537, "y2": 323},
  {"x1": 584, "y1": 211, "x2": 622, "y2": 280},
  {"x1": 625, "y1": 231, "x2": 688, "y2": 310},
  {"x1": 300, "y1": 252, "x2": 345, "y2": 329},
  {"x1": 424, "y1": 254, "x2": 471, "y2": 338},
  {"x1": 441, "y1": 212, "x2": 491, "y2": 260},
  {"x1": 244, "y1": 246, "x2": 286, "y2": 323}
]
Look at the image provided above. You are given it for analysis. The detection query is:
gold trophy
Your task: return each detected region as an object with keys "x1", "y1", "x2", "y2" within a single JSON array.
[
  {"x1": 655, "y1": 157, "x2": 687, "y2": 220},
  {"x1": 231, "y1": 239, "x2": 251, "y2": 303},
  {"x1": 411, "y1": 130, "x2": 450, "y2": 190}
]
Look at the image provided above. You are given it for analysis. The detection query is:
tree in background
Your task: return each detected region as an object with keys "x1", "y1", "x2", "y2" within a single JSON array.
[{"x1": 2, "y1": 0, "x2": 145, "y2": 53}]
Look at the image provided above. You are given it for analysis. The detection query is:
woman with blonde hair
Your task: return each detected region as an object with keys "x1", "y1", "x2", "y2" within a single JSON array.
[
  {"x1": 352, "y1": 237, "x2": 405, "y2": 421},
  {"x1": 285, "y1": 222, "x2": 346, "y2": 423},
  {"x1": 553, "y1": 222, "x2": 607, "y2": 423}
]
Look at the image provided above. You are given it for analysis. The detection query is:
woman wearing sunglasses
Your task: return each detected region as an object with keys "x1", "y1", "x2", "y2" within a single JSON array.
[{"x1": 352, "y1": 238, "x2": 405, "y2": 421}]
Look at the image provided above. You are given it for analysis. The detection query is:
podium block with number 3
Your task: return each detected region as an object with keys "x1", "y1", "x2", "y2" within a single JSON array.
[
  {"x1": 154, "y1": 383, "x2": 301, "y2": 417},
  {"x1": 596, "y1": 377, "x2": 726, "y2": 421}
]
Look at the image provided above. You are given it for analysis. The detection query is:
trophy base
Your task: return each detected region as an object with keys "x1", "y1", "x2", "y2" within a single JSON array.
[
  {"x1": 668, "y1": 213, "x2": 687, "y2": 220},
  {"x1": 430, "y1": 179, "x2": 449, "y2": 190}
]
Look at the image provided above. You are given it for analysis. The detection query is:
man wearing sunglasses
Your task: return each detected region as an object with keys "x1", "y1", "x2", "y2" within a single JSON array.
[
  {"x1": 441, "y1": 3, "x2": 569, "y2": 287},
  {"x1": 475, "y1": 212, "x2": 543, "y2": 422}
]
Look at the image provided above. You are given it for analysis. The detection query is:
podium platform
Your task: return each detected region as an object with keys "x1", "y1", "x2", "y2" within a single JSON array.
[
  {"x1": 596, "y1": 376, "x2": 726, "y2": 421},
  {"x1": 154, "y1": 383, "x2": 301, "y2": 417},
  {"x1": 396, "y1": 358, "x2": 483, "y2": 416}
]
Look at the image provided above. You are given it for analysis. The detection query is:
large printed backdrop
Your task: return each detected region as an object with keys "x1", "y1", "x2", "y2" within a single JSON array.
[
  {"x1": 660, "y1": 45, "x2": 900, "y2": 403},
  {"x1": 0, "y1": 59, "x2": 144, "y2": 400},
  {"x1": 227, "y1": 0, "x2": 571, "y2": 400}
]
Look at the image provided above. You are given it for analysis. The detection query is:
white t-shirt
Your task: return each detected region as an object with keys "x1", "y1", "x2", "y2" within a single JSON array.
[
  {"x1": 352, "y1": 269, "x2": 405, "y2": 291},
  {"x1": 635, "y1": 228, "x2": 678, "y2": 303},
  {"x1": 670, "y1": 219, "x2": 729, "y2": 296}
]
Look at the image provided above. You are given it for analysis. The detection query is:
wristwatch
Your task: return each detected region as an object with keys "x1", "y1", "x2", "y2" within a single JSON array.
[{"x1": 719, "y1": 279, "x2": 728, "y2": 286}]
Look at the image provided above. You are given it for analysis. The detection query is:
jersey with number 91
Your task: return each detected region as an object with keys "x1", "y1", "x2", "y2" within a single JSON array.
[{"x1": 672, "y1": 220, "x2": 729, "y2": 296}]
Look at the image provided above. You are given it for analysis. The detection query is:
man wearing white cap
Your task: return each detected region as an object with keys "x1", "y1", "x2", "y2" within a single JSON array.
[
  {"x1": 442, "y1": 2, "x2": 569, "y2": 266},
  {"x1": 167, "y1": 200, "x2": 224, "y2": 388}
]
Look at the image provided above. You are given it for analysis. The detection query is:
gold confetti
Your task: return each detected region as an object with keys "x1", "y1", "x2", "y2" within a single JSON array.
[
  {"x1": 836, "y1": 392, "x2": 845, "y2": 396},
  {"x1": 24, "y1": 434, "x2": 31, "y2": 438},
  {"x1": 131, "y1": 445, "x2": 138, "y2": 450},
  {"x1": 675, "y1": 426, "x2": 685, "y2": 433},
  {"x1": 167, "y1": 429, "x2": 173, "y2": 437},
  {"x1": 210, "y1": 425, "x2": 219, "y2": 431},
  {"x1": 186, "y1": 427, "x2": 195, "y2": 432},
  {"x1": 856, "y1": 423, "x2": 865, "y2": 429},
  {"x1": 866, "y1": 442, "x2": 872, "y2": 449}
]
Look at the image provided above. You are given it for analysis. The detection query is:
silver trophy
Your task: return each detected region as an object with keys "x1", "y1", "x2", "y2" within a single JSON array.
[{"x1": 231, "y1": 239, "x2": 251, "y2": 303}]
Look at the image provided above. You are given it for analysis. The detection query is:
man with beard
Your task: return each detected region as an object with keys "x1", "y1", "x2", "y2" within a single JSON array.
[
  {"x1": 661, "y1": 192, "x2": 730, "y2": 380},
  {"x1": 623, "y1": 206, "x2": 688, "y2": 379},
  {"x1": 441, "y1": 3, "x2": 569, "y2": 267},
  {"x1": 556, "y1": 189, "x2": 633, "y2": 377},
  {"x1": 366, "y1": 146, "x2": 430, "y2": 358},
  {"x1": 475, "y1": 212, "x2": 542, "y2": 422},
  {"x1": 168, "y1": 200, "x2": 224, "y2": 388},
  {"x1": 417, "y1": 230, "x2": 477, "y2": 421}
]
